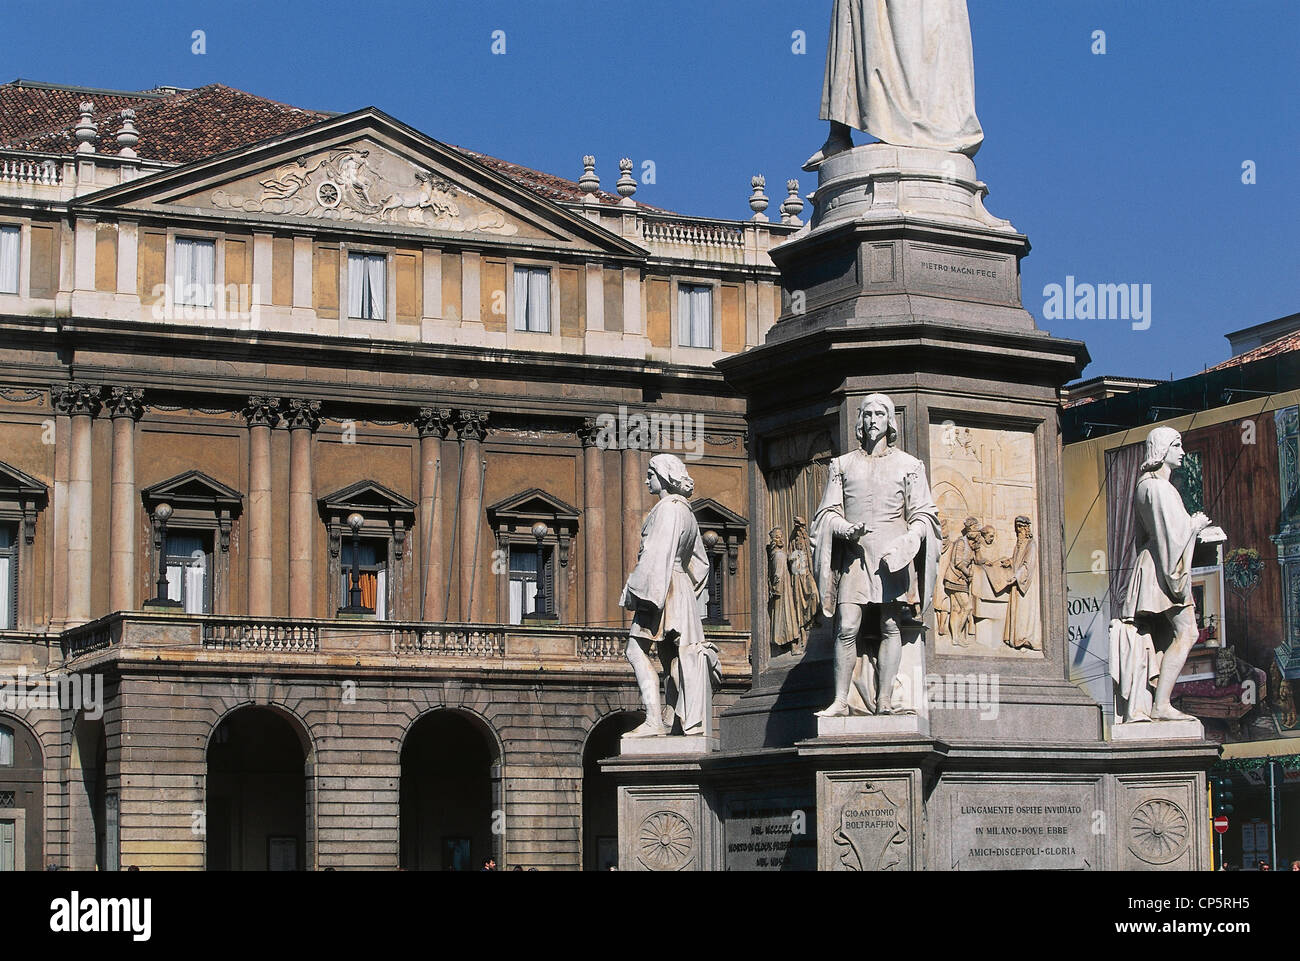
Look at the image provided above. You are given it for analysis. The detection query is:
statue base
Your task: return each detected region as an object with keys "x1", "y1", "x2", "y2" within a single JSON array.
[
  {"x1": 817, "y1": 713, "x2": 927, "y2": 738},
  {"x1": 1110, "y1": 718, "x2": 1205, "y2": 741},
  {"x1": 619, "y1": 734, "x2": 710, "y2": 756}
]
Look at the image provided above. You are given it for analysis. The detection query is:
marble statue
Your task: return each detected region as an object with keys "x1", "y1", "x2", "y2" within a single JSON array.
[
  {"x1": 812, "y1": 394, "x2": 941, "y2": 716},
  {"x1": 1001, "y1": 516, "x2": 1041, "y2": 651},
  {"x1": 789, "y1": 517, "x2": 820, "y2": 654},
  {"x1": 768, "y1": 527, "x2": 800, "y2": 650},
  {"x1": 804, "y1": 0, "x2": 985, "y2": 171},
  {"x1": 622, "y1": 454, "x2": 719, "y2": 737},
  {"x1": 1110, "y1": 428, "x2": 1222, "y2": 723}
]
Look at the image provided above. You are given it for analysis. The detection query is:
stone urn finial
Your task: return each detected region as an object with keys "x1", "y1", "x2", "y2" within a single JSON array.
[
  {"x1": 781, "y1": 179, "x2": 805, "y2": 226},
  {"x1": 115, "y1": 109, "x2": 139, "y2": 158},
  {"x1": 749, "y1": 174, "x2": 769, "y2": 222},
  {"x1": 74, "y1": 101, "x2": 97, "y2": 154},
  {"x1": 617, "y1": 157, "x2": 637, "y2": 207},
  {"x1": 578, "y1": 155, "x2": 600, "y2": 204}
]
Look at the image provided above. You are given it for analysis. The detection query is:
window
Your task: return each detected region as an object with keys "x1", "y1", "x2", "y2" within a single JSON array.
[
  {"x1": 0, "y1": 818, "x2": 13, "y2": 872},
  {"x1": 0, "y1": 525, "x2": 15, "y2": 630},
  {"x1": 163, "y1": 530, "x2": 212, "y2": 614},
  {"x1": 508, "y1": 545, "x2": 553, "y2": 624},
  {"x1": 0, "y1": 725, "x2": 11, "y2": 766},
  {"x1": 513, "y1": 266, "x2": 551, "y2": 332},
  {"x1": 678, "y1": 284, "x2": 713, "y2": 348},
  {"x1": 174, "y1": 237, "x2": 215, "y2": 307},
  {"x1": 0, "y1": 226, "x2": 18, "y2": 294},
  {"x1": 340, "y1": 540, "x2": 387, "y2": 618},
  {"x1": 348, "y1": 252, "x2": 386, "y2": 320}
]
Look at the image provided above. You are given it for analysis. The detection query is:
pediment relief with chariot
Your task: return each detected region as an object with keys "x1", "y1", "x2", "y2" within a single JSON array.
[
  {"x1": 189, "y1": 141, "x2": 529, "y2": 237},
  {"x1": 76, "y1": 109, "x2": 645, "y2": 256}
]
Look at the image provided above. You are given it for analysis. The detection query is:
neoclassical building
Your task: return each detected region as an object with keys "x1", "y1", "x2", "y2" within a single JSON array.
[{"x1": 0, "y1": 79, "x2": 800, "y2": 870}]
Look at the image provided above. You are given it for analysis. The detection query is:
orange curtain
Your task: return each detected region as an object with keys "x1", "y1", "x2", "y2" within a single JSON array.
[{"x1": 359, "y1": 572, "x2": 378, "y2": 610}]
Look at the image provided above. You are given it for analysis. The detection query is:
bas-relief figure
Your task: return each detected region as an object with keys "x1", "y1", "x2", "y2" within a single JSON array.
[
  {"x1": 768, "y1": 517, "x2": 821, "y2": 656},
  {"x1": 622, "y1": 454, "x2": 720, "y2": 738},
  {"x1": 1110, "y1": 428, "x2": 1225, "y2": 724},
  {"x1": 208, "y1": 145, "x2": 519, "y2": 235},
  {"x1": 929, "y1": 424, "x2": 1043, "y2": 654},
  {"x1": 804, "y1": 0, "x2": 984, "y2": 170},
  {"x1": 811, "y1": 394, "x2": 941, "y2": 717}
]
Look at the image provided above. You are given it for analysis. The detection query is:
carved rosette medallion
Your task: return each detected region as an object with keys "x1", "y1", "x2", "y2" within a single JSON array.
[
  {"x1": 1128, "y1": 799, "x2": 1190, "y2": 865},
  {"x1": 637, "y1": 811, "x2": 694, "y2": 871}
]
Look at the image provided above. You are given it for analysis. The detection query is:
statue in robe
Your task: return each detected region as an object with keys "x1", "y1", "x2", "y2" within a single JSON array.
[
  {"x1": 621, "y1": 453, "x2": 719, "y2": 737},
  {"x1": 789, "y1": 516, "x2": 820, "y2": 654},
  {"x1": 811, "y1": 394, "x2": 941, "y2": 716},
  {"x1": 1110, "y1": 427, "x2": 1219, "y2": 722},
  {"x1": 1001, "y1": 516, "x2": 1041, "y2": 651},
  {"x1": 804, "y1": 0, "x2": 985, "y2": 171},
  {"x1": 768, "y1": 527, "x2": 800, "y2": 651}
]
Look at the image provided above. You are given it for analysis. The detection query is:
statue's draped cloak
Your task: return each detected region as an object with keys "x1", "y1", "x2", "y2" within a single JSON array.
[
  {"x1": 1121, "y1": 474, "x2": 1196, "y2": 620},
  {"x1": 821, "y1": 0, "x2": 985, "y2": 156},
  {"x1": 621, "y1": 494, "x2": 715, "y2": 733},
  {"x1": 811, "y1": 447, "x2": 941, "y2": 620}
]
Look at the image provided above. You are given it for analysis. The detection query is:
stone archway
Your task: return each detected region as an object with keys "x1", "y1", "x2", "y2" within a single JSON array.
[
  {"x1": 206, "y1": 706, "x2": 310, "y2": 871},
  {"x1": 582, "y1": 711, "x2": 643, "y2": 871},
  {"x1": 0, "y1": 714, "x2": 43, "y2": 871},
  {"x1": 400, "y1": 709, "x2": 501, "y2": 871}
]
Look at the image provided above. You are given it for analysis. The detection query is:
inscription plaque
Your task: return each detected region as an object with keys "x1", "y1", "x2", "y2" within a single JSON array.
[
  {"x1": 723, "y1": 794, "x2": 816, "y2": 871},
  {"x1": 949, "y1": 783, "x2": 1098, "y2": 870}
]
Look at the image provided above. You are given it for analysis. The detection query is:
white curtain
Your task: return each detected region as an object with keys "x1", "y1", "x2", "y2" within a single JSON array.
[
  {"x1": 376, "y1": 567, "x2": 388, "y2": 620},
  {"x1": 679, "y1": 286, "x2": 712, "y2": 347},
  {"x1": 0, "y1": 556, "x2": 12, "y2": 629},
  {"x1": 175, "y1": 238, "x2": 214, "y2": 307},
  {"x1": 348, "y1": 253, "x2": 364, "y2": 317},
  {"x1": 366, "y1": 255, "x2": 386, "y2": 319},
  {"x1": 184, "y1": 559, "x2": 207, "y2": 614},
  {"x1": 0, "y1": 726, "x2": 12, "y2": 766},
  {"x1": 0, "y1": 227, "x2": 19, "y2": 294},
  {"x1": 514, "y1": 267, "x2": 550, "y2": 332},
  {"x1": 165, "y1": 533, "x2": 208, "y2": 613}
]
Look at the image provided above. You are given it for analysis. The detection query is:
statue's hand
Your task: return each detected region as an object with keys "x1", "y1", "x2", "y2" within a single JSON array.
[
  {"x1": 1191, "y1": 511, "x2": 1212, "y2": 533},
  {"x1": 843, "y1": 521, "x2": 869, "y2": 541}
]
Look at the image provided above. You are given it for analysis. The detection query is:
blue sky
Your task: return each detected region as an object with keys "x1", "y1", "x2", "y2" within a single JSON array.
[{"x1": 5, "y1": 0, "x2": 1296, "y2": 378}]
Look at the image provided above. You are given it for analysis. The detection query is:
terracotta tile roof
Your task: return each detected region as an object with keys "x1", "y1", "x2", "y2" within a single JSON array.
[
  {"x1": 2, "y1": 79, "x2": 675, "y2": 214},
  {"x1": 1208, "y1": 329, "x2": 1300, "y2": 370},
  {"x1": 1, "y1": 81, "x2": 331, "y2": 163}
]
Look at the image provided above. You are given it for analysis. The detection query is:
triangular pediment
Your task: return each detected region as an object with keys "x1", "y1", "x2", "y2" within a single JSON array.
[
  {"x1": 486, "y1": 488, "x2": 580, "y2": 524},
  {"x1": 0, "y1": 460, "x2": 48, "y2": 502},
  {"x1": 141, "y1": 470, "x2": 242, "y2": 512},
  {"x1": 691, "y1": 497, "x2": 747, "y2": 534},
  {"x1": 75, "y1": 108, "x2": 647, "y2": 257},
  {"x1": 320, "y1": 480, "x2": 416, "y2": 515}
]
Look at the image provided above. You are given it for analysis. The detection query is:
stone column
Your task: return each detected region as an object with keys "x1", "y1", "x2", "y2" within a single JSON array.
[
  {"x1": 455, "y1": 410, "x2": 488, "y2": 622},
  {"x1": 54, "y1": 384, "x2": 101, "y2": 627},
  {"x1": 243, "y1": 396, "x2": 279, "y2": 616},
  {"x1": 415, "y1": 407, "x2": 453, "y2": 621},
  {"x1": 286, "y1": 398, "x2": 320, "y2": 619},
  {"x1": 578, "y1": 419, "x2": 607, "y2": 628},
  {"x1": 621, "y1": 443, "x2": 643, "y2": 626},
  {"x1": 106, "y1": 387, "x2": 144, "y2": 612}
]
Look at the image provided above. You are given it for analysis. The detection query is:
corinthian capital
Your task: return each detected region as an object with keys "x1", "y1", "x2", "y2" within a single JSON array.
[
  {"x1": 105, "y1": 386, "x2": 145, "y2": 421},
  {"x1": 455, "y1": 409, "x2": 489, "y2": 444},
  {"x1": 415, "y1": 406, "x2": 454, "y2": 439},
  {"x1": 51, "y1": 382, "x2": 102, "y2": 417},
  {"x1": 284, "y1": 398, "x2": 322, "y2": 432},
  {"x1": 242, "y1": 395, "x2": 281, "y2": 428}
]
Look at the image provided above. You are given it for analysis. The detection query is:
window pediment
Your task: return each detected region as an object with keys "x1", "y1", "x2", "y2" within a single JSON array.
[
  {"x1": 0, "y1": 460, "x2": 48, "y2": 545},
  {"x1": 487, "y1": 489, "x2": 580, "y2": 567},
  {"x1": 691, "y1": 498, "x2": 748, "y2": 575}
]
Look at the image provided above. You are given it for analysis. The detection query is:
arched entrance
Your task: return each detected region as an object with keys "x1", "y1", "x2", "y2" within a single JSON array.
[
  {"x1": 206, "y1": 707, "x2": 310, "y2": 871},
  {"x1": 582, "y1": 711, "x2": 643, "y2": 871},
  {"x1": 400, "y1": 710, "x2": 500, "y2": 871},
  {"x1": 0, "y1": 714, "x2": 43, "y2": 871},
  {"x1": 70, "y1": 715, "x2": 107, "y2": 870}
]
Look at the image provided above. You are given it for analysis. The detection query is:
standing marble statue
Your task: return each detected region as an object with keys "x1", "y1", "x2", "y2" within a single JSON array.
[
  {"x1": 804, "y1": 0, "x2": 985, "y2": 170},
  {"x1": 789, "y1": 517, "x2": 820, "y2": 654},
  {"x1": 812, "y1": 394, "x2": 941, "y2": 716},
  {"x1": 622, "y1": 454, "x2": 720, "y2": 737},
  {"x1": 1110, "y1": 428, "x2": 1219, "y2": 722},
  {"x1": 768, "y1": 527, "x2": 800, "y2": 650}
]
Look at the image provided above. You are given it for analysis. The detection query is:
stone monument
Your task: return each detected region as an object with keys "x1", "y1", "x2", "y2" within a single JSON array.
[{"x1": 608, "y1": 1, "x2": 1216, "y2": 871}]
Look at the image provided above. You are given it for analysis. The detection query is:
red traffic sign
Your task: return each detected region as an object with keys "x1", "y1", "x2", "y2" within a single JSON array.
[{"x1": 1213, "y1": 816, "x2": 1230, "y2": 834}]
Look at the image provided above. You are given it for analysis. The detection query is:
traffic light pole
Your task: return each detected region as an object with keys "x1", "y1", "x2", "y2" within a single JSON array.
[{"x1": 1269, "y1": 759, "x2": 1278, "y2": 871}]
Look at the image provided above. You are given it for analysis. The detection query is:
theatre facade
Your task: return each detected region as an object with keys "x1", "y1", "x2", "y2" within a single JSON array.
[{"x1": 0, "y1": 80, "x2": 800, "y2": 869}]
